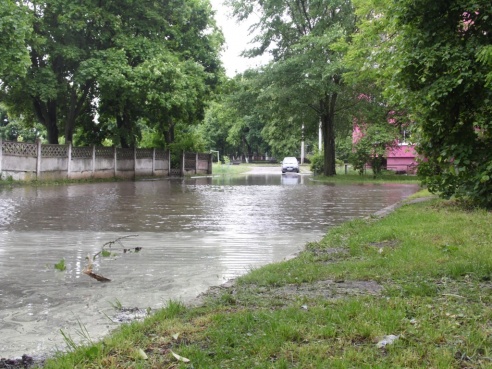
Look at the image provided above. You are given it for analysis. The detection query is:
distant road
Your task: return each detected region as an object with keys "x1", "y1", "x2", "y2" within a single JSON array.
[{"x1": 244, "y1": 165, "x2": 312, "y2": 175}]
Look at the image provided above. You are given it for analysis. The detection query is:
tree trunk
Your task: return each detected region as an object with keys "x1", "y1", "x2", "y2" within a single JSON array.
[
  {"x1": 321, "y1": 93, "x2": 337, "y2": 176},
  {"x1": 163, "y1": 121, "x2": 175, "y2": 145},
  {"x1": 65, "y1": 84, "x2": 91, "y2": 143},
  {"x1": 46, "y1": 119, "x2": 59, "y2": 144},
  {"x1": 33, "y1": 98, "x2": 59, "y2": 144},
  {"x1": 116, "y1": 106, "x2": 136, "y2": 148}
]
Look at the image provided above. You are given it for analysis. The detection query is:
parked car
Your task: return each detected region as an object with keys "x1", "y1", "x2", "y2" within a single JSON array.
[{"x1": 281, "y1": 157, "x2": 299, "y2": 173}]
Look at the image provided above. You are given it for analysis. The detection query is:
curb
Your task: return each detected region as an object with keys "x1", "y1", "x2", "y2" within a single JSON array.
[{"x1": 372, "y1": 196, "x2": 437, "y2": 218}]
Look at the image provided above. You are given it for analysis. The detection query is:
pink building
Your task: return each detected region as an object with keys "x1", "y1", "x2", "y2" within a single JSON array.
[
  {"x1": 386, "y1": 143, "x2": 418, "y2": 174},
  {"x1": 353, "y1": 124, "x2": 418, "y2": 174}
]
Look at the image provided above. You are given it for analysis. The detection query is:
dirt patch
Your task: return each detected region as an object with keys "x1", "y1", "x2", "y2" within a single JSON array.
[
  {"x1": 367, "y1": 240, "x2": 400, "y2": 249},
  {"x1": 191, "y1": 278, "x2": 383, "y2": 309},
  {"x1": 308, "y1": 247, "x2": 349, "y2": 260},
  {"x1": 260, "y1": 279, "x2": 383, "y2": 300}
]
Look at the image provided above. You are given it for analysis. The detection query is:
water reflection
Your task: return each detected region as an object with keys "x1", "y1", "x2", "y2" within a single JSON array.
[
  {"x1": 281, "y1": 173, "x2": 301, "y2": 185},
  {"x1": 0, "y1": 175, "x2": 418, "y2": 358}
]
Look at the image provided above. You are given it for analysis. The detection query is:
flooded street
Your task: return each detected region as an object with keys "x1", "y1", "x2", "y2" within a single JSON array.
[{"x1": 0, "y1": 171, "x2": 419, "y2": 358}]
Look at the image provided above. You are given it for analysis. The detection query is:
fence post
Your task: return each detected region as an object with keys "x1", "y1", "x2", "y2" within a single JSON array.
[
  {"x1": 67, "y1": 142, "x2": 72, "y2": 179},
  {"x1": 134, "y1": 147, "x2": 137, "y2": 179},
  {"x1": 0, "y1": 138, "x2": 3, "y2": 176},
  {"x1": 181, "y1": 151, "x2": 185, "y2": 177},
  {"x1": 195, "y1": 153, "x2": 198, "y2": 174},
  {"x1": 168, "y1": 150, "x2": 171, "y2": 176},
  {"x1": 208, "y1": 153, "x2": 213, "y2": 174},
  {"x1": 113, "y1": 146, "x2": 117, "y2": 178},
  {"x1": 36, "y1": 139, "x2": 42, "y2": 179},
  {"x1": 152, "y1": 148, "x2": 156, "y2": 176},
  {"x1": 92, "y1": 145, "x2": 96, "y2": 176}
]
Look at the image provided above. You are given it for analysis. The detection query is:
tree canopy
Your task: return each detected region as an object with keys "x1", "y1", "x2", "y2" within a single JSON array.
[
  {"x1": 228, "y1": 0, "x2": 356, "y2": 175},
  {"x1": 0, "y1": 1, "x2": 31, "y2": 81},
  {"x1": 0, "y1": 0, "x2": 224, "y2": 147},
  {"x1": 349, "y1": 0, "x2": 492, "y2": 206}
]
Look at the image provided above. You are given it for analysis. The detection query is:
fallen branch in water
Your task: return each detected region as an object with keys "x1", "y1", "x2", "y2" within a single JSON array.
[
  {"x1": 83, "y1": 235, "x2": 141, "y2": 282},
  {"x1": 123, "y1": 246, "x2": 143, "y2": 253},
  {"x1": 83, "y1": 253, "x2": 111, "y2": 282},
  {"x1": 93, "y1": 235, "x2": 140, "y2": 260},
  {"x1": 83, "y1": 270, "x2": 111, "y2": 282},
  {"x1": 102, "y1": 234, "x2": 139, "y2": 249}
]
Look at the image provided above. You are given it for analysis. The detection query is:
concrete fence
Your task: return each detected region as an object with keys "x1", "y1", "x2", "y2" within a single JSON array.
[{"x1": 0, "y1": 139, "x2": 213, "y2": 181}]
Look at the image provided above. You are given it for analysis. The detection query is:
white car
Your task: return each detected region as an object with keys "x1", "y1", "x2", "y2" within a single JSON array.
[{"x1": 281, "y1": 157, "x2": 299, "y2": 174}]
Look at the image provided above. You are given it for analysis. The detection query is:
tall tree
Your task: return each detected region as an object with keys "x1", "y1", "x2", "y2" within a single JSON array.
[
  {"x1": 1, "y1": 0, "x2": 223, "y2": 146},
  {"x1": 224, "y1": 72, "x2": 271, "y2": 160},
  {"x1": 228, "y1": 0, "x2": 356, "y2": 175},
  {"x1": 350, "y1": 0, "x2": 492, "y2": 206}
]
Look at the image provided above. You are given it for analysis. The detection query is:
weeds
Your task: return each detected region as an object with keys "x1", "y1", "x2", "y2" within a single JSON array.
[
  {"x1": 109, "y1": 298, "x2": 123, "y2": 311},
  {"x1": 60, "y1": 319, "x2": 94, "y2": 352},
  {"x1": 54, "y1": 259, "x2": 66, "y2": 271}
]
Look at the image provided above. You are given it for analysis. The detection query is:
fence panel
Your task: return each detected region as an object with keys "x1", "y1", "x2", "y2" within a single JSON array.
[
  {"x1": 184, "y1": 152, "x2": 196, "y2": 171},
  {"x1": 2, "y1": 141, "x2": 37, "y2": 157},
  {"x1": 72, "y1": 146, "x2": 92, "y2": 159},
  {"x1": 42, "y1": 144, "x2": 68, "y2": 158},
  {"x1": 95, "y1": 146, "x2": 114, "y2": 158},
  {"x1": 1, "y1": 142, "x2": 209, "y2": 180}
]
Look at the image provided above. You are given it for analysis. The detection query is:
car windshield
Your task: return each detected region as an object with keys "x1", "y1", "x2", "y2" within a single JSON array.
[{"x1": 283, "y1": 158, "x2": 297, "y2": 164}]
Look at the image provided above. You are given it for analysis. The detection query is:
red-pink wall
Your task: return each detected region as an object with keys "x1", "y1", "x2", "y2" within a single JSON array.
[{"x1": 386, "y1": 144, "x2": 417, "y2": 173}]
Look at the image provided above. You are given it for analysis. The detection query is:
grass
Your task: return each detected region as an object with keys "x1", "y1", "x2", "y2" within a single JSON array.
[
  {"x1": 0, "y1": 176, "x2": 122, "y2": 189},
  {"x1": 39, "y1": 193, "x2": 492, "y2": 368},
  {"x1": 312, "y1": 167, "x2": 420, "y2": 184},
  {"x1": 212, "y1": 162, "x2": 257, "y2": 176}
]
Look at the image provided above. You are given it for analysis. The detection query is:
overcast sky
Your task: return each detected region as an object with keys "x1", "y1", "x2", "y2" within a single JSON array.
[{"x1": 210, "y1": 0, "x2": 270, "y2": 77}]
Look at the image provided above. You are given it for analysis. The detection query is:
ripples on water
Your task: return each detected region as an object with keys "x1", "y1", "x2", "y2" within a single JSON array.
[{"x1": 0, "y1": 175, "x2": 418, "y2": 358}]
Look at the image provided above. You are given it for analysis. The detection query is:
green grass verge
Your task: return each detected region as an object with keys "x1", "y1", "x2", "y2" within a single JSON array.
[
  {"x1": 313, "y1": 167, "x2": 420, "y2": 184},
  {"x1": 40, "y1": 197, "x2": 492, "y2": 368},
  {"x1": 212, "y1": 162, "x2": 253, "y2": 176}
]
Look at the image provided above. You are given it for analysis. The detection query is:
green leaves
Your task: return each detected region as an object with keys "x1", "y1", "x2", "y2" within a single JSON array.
[
  {"x1": 349, "y1": 0, "x2": 492, "y2": 207},
  {"x1": 477, "y1": 45, "x2": 492, "y2": 87},
  {"x1": 2, "y1": 0, "x2": 223, "y2": 147},
  {"x1": 225, "y1": 0, "x2": 357, "y2": 171},
  {"x1": 0, "y1": 1, "x2": 32, "y2": 79}
]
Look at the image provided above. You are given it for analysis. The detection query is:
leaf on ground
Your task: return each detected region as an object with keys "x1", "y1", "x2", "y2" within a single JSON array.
[
  {"x1": 376, "y1": 334, "x2": 399, "y2": 348},
  {"x1": 172, "y1": 333, "x2": 180, "y2": 340},
  {"x1": 171, "y1": 350, "x2": 190, "y2": 363},
  {"x1": 135, "y1": 348, "x2": 148, "y2": 360}
]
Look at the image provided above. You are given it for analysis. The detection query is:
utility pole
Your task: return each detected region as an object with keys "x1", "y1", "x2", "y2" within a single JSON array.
[{"x1": 300, "y1": 124, "x2": 305, "y2": 164}]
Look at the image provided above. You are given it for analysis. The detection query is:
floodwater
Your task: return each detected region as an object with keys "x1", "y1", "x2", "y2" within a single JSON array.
[{"x1": 0, "y1": 171, "x2": 419, "y2": 359}]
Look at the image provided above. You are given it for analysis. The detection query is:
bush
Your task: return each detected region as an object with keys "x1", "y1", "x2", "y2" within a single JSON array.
[{"x1": 310, "y1": 152, "x2": 324, "y2": 175}]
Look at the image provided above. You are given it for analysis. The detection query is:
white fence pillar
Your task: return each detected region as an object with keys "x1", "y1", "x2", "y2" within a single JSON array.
[
  {"x1": 152, "y1": 148, "x2": 156, "y2": 176},
  {"x1": 134, "y1": 147, "x2": 137, "y2": 179},
  {"x1": 0, "y1": 138, "x2": 3, "y2": 176},
  {"x1": 168, "y1": 150, "x2": 171, "y2": 176},
  {"x1": 92, "y1": 145, "x2": 96, "y2": 175},
  {"x1": 114, "y1": 146, "x2": 117, "y2": 177},
  {"x1": 36, "y1": 139, "x2": 42, "y2": 179},
  {"x1": 67, "y1": 141, "x2": 72, "y2": 178}
]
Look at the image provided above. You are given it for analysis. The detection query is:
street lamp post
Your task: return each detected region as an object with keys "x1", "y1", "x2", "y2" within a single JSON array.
[{"x1": 300, "y1": 124, "x2": 305, "y2": 164}]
